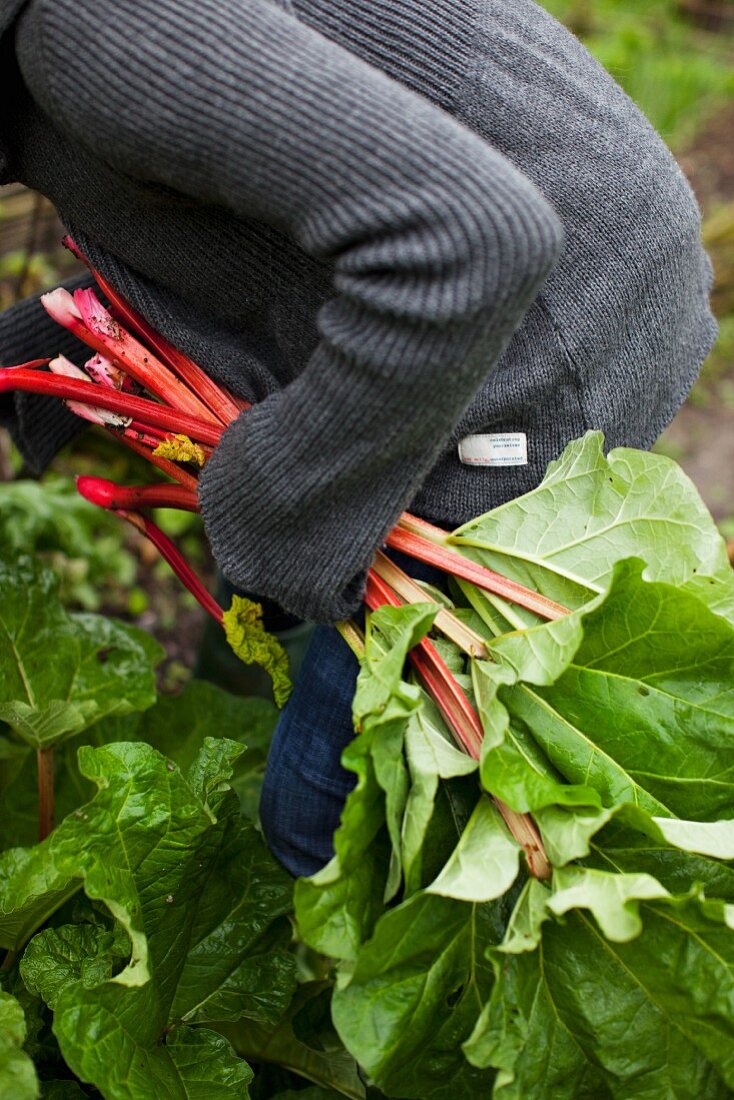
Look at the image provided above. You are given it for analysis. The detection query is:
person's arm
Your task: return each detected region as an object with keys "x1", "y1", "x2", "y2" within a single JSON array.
[
  {"x1": 16, "y1": 0, "x2": 563, "y2": 622},
  {"x1": 0, "y1": 272, "x2": 94, "y2": 471}
]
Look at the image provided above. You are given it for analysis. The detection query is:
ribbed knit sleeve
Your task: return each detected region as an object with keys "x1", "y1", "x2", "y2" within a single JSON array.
[
  {"x1": 0, "y1": 272, "x2": 93, "y2": 471},
  {"x1": 16, "y1": 0, "x2": 563, "y2": 622}
]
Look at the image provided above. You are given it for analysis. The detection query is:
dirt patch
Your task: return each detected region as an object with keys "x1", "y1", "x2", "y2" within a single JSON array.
[
  {"x1": 678, "y1": 103, "x2": 734, "y2": 207},
  {"x1": 658, "y1": 102, "x2": 734, "y2": 522}
]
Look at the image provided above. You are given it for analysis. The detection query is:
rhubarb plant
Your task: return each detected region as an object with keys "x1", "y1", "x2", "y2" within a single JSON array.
[
  {"x1": 3, "y1": 249, "x2": 734, "y2": 1096},
  {"x1": 290, "y1": 438, "x2": 734, "y2": 1099}
]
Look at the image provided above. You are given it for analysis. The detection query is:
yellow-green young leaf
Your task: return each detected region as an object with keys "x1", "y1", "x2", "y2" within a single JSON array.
[
  {"x1": 223, "y1": 596, "x2": 292, "y2": 708},
  {"x1": 152, "y1": 433, "x2": 206, "y2": 467}
]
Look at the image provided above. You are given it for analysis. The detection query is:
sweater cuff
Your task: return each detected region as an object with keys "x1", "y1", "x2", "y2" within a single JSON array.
[{"x1": 197, "y1": 404, "x2": 382, "y2": 625}]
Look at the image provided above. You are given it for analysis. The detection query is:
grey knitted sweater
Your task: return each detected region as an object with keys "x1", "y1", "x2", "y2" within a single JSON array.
[{"x1": 0, "y1": 0, "x2": 716, "y2": 622}]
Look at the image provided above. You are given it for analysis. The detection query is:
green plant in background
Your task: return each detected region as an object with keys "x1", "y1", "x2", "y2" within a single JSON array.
[
  {"x1": 0, "y1": 475, "x2": 136, "y2": 611},
  {"x1": 540, "y1": 0, "x2": 734, "y2": 150}
]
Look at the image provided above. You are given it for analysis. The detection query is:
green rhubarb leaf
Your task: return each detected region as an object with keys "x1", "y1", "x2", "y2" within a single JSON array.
[
  {"x1": 293, "y1": 723, "x2": 390, "y2": 961},
  {"x1": 0, "y1": 680, "x2": 277, "y2": 848},
  {"x1": 295, "y1": 604, "x2": 438, "y2": 956},
  {"x1": 223, "y1": 596, "x2": 292, "y2": 708},
  {"x1": 331, "y1": 892, "x2": 500, "y2": 1099},
  {"x1": 40, "y1": 1082, "x2": 89, "y2": 1099},
  {"x1": 452, "y1": 431, "x2": 734, "y2": 622},
  {"x1": 467, "y1": 891, "x2": 734, "y2": 1098},
  {"x1": 547, "y1": 866, "x2": 670, "y2": 941},
  {"x1": 425, "y1": 795, "x2": 521, "y2": 903},
  {"x1": 20, "y1": 923, "x2": 130, "y2": 1010},
  {"x1": 0, "y1": 991, "x2": 39, "y2": 1100},
  {"x1": 402, "y1": 695, "x2": 477, "y2": 896},
  {"x1": 477, "y1": 559, "x2": 734, "y2": 824},
  {"x1": 590, "y1": 816, "x2": 734, "y2": 900},
  {"x1": 269, "y1": 1090, "x2": 344, "y2": 1099},
  {"x1": 0, "y1": 740, "x2": 295, "y2": 1099},
  {"x1": 132, "y1": 680, "x2": 277, "y2": 823},
  {"x1": 0, "y1": 556, "x2": 161, "y2": 749},
  {"x1": 498, "y1": 877, "x2": 554, "y2": 954},
  {"x1": 219, "y1": 983, "x2": 366, "y2": 1100},
  {"x1": 356, "y1": 604, "x2": 439, "y2": 900}
]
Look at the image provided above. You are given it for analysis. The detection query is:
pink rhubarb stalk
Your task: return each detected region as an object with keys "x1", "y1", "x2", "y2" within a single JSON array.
[
  {"x1": 64, "y1": 236, "x2": 245, "y2": 423},
  {"x1": 49, "y1": 355, "x2": 131, "y2": 429},
  {"x1": 114, "y1": 508, "x2": 223, "y2": 624},
  {"x1": 385, "y1": 525, "x2": 569, "y2": 621},
  {"x1": 371, "y1": 549, "x2": 488, "y2": 659},
  {"x1": 84, "y1": 352, "x2": 131, "y2": 392},
  {"x1": 72, "y1": 287, "x2": 222, "y2": 426},
  {"x1": 0, "y1": 368, "x2": 223, "y2": 446},
  {"x1": 397, "y1": 512, "x2": 453, "y2": 545}
]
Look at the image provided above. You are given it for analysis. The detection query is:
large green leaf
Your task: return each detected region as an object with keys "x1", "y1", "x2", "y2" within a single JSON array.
[
  {"x1": 0, "y1": 557, "x2": 161, "y2": 749},
  {"x1": 477, "y1": 560, "x2": 734, "y2": 826},
  {"x1": 104, "y1": 679, "x2": 278, "y2": 824},
  {"x1": 220, "y1": 983, "x2": 366, "y2": 1100},
  {"x1": 40, "y1": 1082, "x2": 89, "y2": 1099},
  {"x1": 21, "y1": 924, "x2": 130, "y2": 1009},
  {"x1": 0, "y1": 991, "x2": 39, "y2": 1100},
  {"x1": 466, "y1": 889, "x2": 734, "y2": 1098},
  {"x1": 402, "y1": 696, "x2": 476, "y2": 897},
  {"x1": 0, "y1": 740, "x2": 295, "y2": 1098},
  {"x1": 452, "y1": 432, "x2": 734, "y2": 621},
  {"x1": 270, "y1": 1089, "x2": 345, "y2": 1100},
  {"x1": 331, "y1": 891, "x2": 500, "y2": 1099},
  {"x1": 295, "y1": 605, "x2": 437, "y2": 959},
  {"x1": 425, "y1": 795, "x2": 521, "y2": 903},
  {"x1": 0, "y1": 680, "x2": 278, "y2": 849},
  {"x1": 590, "y1": 817, "x2": 734, "y2": 900}
]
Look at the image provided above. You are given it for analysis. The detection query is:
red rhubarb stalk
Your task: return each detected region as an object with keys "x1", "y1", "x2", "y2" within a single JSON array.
[
  {"x1": 71, "y1": 288, "x2": 223, "y2": 426},
  {"x1": 385, "y1": 525, "x2": 569, "y2": 621},
  {"x1": 63, "y1": 236, "x2": 244, "y2": 424},
  {"x1": 115, "y1": 509, "x2": 223, "y2": 623},
  {"x1": 6, "y1": 358, "x2": 51, "y2": 371},
  {"x1": 76, "y1": 477, "x2": 199, "y2": 514},
  {"x1": 37, "y1": 748, "x2": 55, "y2": 841},
  {"x1": 365, "y1": 570, "x2": 484, "y2": 757},
  {"x1": 0, "y1": 368, "x2": 223, "y2": 446}
]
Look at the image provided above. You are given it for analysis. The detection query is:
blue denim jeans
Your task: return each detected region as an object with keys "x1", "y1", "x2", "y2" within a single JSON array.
[{"x1": 259, "y1": 553, "x2": 445, "y2": 877}]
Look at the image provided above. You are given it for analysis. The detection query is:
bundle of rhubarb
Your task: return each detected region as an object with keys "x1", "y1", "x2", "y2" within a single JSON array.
[{"x1": 3, "y1": 244, "x2": 734, "y2": 1098}]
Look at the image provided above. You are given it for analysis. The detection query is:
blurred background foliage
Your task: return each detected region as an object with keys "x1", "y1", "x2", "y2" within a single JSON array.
[
  {"x1": 0, "y1": 0, "x2": 732, "y2": 683},
  {"x1": 543, "y1": 0, "x2": 734, "y2": 147}
]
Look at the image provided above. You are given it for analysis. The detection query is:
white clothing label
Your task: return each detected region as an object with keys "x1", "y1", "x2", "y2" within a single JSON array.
[{"x1": 458, "y1": 432, "x2": 528, "y2": 467}]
